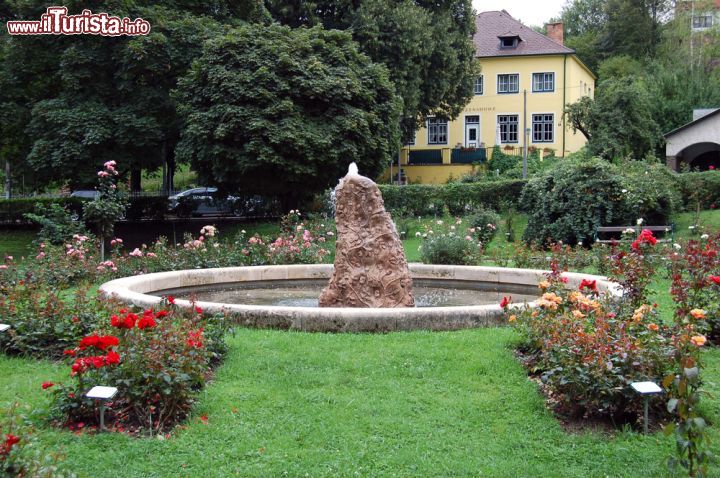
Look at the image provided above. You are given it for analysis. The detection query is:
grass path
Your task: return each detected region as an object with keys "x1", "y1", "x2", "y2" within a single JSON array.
[{"x1": 5, "y1": 329, "x2": 718, "y2": 477}]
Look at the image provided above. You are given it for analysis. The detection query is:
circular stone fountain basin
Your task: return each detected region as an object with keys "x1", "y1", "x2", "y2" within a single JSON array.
[{"x1": 99, "y1": 264, "x2": 621, "y2": 333}]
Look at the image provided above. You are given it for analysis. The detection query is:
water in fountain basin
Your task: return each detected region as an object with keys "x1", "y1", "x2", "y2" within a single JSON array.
[{"x1": 155, "y1": 279, "x2": 539, "y2": 308}]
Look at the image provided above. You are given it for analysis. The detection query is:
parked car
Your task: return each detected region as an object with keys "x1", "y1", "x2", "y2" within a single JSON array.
[{"x1": 168, "y1": 187, "x2": 230, "y2": 217}]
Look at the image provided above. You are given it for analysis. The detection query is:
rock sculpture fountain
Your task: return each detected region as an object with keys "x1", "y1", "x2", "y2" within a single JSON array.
[
  {"x1": 99, "y1": 165, "x2": 623, "y2": 332},
  {"x1": 319, "y1": 163, "x2": 414, "y2": 308}
]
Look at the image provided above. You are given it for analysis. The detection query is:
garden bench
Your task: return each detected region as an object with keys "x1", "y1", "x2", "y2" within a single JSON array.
[{"x1": 594, "y1": 224, "x2": 674, "y2": 244}]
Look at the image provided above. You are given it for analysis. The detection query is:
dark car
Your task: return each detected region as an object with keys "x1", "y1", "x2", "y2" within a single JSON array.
[{"x1": 168, "y1": 187, "x2": 271, "y2": 217}]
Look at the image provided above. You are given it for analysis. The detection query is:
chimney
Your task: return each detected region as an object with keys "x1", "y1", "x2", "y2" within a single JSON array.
[{"x1": 546, "y1": 22, "x2": 564, "y2": 45}]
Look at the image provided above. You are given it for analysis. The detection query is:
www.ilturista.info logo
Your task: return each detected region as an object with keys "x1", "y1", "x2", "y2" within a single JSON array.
[{"x1": 7, "y1": 6, "x2": 150, "y2": 36}]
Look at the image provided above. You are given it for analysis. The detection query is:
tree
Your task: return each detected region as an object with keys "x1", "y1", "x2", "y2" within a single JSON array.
[
  {"x1": 597, "y1": 55, "x2": 646, "y2": 80},
  {"x1": 598, "y1": 0, "x2": 672, "y2": 60},
  {"x1": 263, "y1": 0, "x2": 477, "y2": 142},
  {"x1": 565, "y1": 77, "x2": 661, "y2": 160},
  {"x1": 559, "y1": 0, "x2": 607, "y2": 72},
  {"x1": 0, "y1": 2, "x2": 233, "y2": 191},
  {"x1": 174, "y1": 24, "x2": 401, "y2": 207}
]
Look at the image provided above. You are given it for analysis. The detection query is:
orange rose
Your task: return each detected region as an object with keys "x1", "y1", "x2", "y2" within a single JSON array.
[
  {"x1": 508, "y1": 315, "x2": 517, "y2": 323},
  {"x1": 691, "y1": 335, "x2": 707, "y2": 347},
  {"x1": 690, "y1": 309, "x2": 706, "y2": 320},
  {"x1": 647, "y1": 323, "x2": 659, "y2": 332},
  {"x1": 538, "y1": 280, "x2": 550, "y2": 290}
]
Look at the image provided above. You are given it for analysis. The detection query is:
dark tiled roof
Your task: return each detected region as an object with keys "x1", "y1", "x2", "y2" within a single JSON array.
[{"x1": 474, "y1": 10, "x2": 574, "y2": 58}]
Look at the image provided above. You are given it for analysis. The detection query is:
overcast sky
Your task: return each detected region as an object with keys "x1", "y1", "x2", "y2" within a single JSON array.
[{"x1": 473, "y1": 0, "x2": 567, "y2": 27}]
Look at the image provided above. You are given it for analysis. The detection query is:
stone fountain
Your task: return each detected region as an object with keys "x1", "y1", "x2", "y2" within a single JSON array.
[
  {"x1": 99, "y1": 165, "x2": 622, "y2": 332},
  {"x1": 319, "y1": 163, "x2": 414, "y2": 308}
]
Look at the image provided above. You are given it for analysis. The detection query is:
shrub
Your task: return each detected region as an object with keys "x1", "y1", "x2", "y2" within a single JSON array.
[
  {"x1": 520, "y1": 158, "x2": 680, "y2": 246},
  {"x1": 1, "y1": 403, "x2": 74, "y2": 477},
  {"x1": 667, "y1": 233, "x2": 720, "y2": 341},
  {"x1": 418, "y1": 218, "x2": 482, "y2": 265},
  {"x1": 0, "y1": 280, "x2": 103, "y2": 359},
  {"x1": 0, "y1": 198, "x2": 85, "y2": 223},
  {"x1": 466, "y1": 207, "x2": 500, "y2": 245},
  {"x1": 24, "y1": 202, "x2": 88, "y2": 245},
  {"x1": 619, "y1": 161, "x2": 681, "y2": 225},
  {"x1": 47, "y1": 304, "x2": 228, "y2": 434},
  {"x1": 676, "y1": 170, "x2": 720, "y2": 211},
  {"x1": 379, "y1": 180, "x2": 527, "y2": 216},
  {"x1": 521, "y1": 158, "x2": 626, "y2": 246},
  {"x1": 506, "y1": 274, "x2": 675, "y2": 422}
]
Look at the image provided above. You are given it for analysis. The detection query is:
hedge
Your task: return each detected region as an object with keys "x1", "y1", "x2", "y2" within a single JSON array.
[
  {"x1": 0, "y1": 197, "x2": 86, "y2": 223},
  {"x1": 379, "y1": 180, "x2": 527, "y2": 215},
  {"x1": 676, "y1": 171, "x2": 720, "y2": 210}
]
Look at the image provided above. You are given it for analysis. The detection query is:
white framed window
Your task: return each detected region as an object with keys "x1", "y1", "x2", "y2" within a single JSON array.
[
  {"x1": 532, "y1": 72, "x2": 554, "y2": 92},
  {"x1": 532, "y1": 114, "x2": 554, "y2": 143},
  {"x1": 497, "y1": 74, "x2": 519, "y2": 94},
  {"x1": 498, "y1": 115, "x2": 519, "y2": 143},
  {"x1": 427, "y1": 118, "x2": 448, "y2": 145},
  {"x1": 474, "y1": 76, "x2": 483, "y2": 95},
  {"x1": 692, "y1": 14, "x2": 713, "y2": 29}
]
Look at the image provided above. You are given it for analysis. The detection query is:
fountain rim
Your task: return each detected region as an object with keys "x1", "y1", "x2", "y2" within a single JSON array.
[{"x1": 98, "y1": 264, "x2": 622, "y2": 332}]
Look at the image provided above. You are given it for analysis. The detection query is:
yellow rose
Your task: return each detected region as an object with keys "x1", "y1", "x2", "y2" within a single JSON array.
[{"x1": 690, "y1": 335, "x2": 707, "y2": 347}]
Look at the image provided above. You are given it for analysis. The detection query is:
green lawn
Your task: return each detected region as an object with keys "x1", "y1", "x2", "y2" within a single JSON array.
[
  {"x1": 0, "y1": 229, "x2": 37, "y2": 259},
  {"x1": 143, "y1": 163, "x2": 198, "y2": 192},
  {"x1": 1, "y1": 209, "x2": 720, "y2": 477},
  {"x1": 5, "y1": 329, "x2": 718, "y2": 477}
]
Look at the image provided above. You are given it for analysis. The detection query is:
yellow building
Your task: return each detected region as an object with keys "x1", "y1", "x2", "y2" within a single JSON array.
[{"x1": 400, "y1": 10, "x2": 596, "y2": 184}]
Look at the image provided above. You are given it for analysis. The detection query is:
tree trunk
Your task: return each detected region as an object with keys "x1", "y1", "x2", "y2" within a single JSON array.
[
  {"x1": 166, "y1": 145, "x2": 176, "y2": 193},
  {"x1": 130, "y1": 169, "x2": 142, "y2": 192},
  {"x1": 4, "y1": 160, "x2": 10, "y2": 199}
]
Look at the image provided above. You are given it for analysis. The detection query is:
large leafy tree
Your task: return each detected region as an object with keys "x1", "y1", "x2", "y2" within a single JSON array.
[
  {"x1": 566, "y1": 77, "x2": 661, "y2": 160},
  {"x1": 174, "y1": 24, "x2": 401, "y2": 206},
  {"x1": 263, "y1": 0, "x2": 477, "y2": 142},
  {"x1": 560, "y1": 0, "x2": 672, "y2": 73},
  {"x1": 0, "y1": 1, "x2": 235, "y2": 191}
]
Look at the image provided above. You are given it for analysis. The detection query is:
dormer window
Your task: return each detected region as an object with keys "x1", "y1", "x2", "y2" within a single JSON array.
[{"x1": 498, "y1": 34, "x2": 520, "y2": 49}]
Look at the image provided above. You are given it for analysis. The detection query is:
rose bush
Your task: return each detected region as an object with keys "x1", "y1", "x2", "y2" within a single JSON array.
[
  {"x1": 47, "y1": 303, "x2": 228, "y2": 434},
  {"x1": 417, "y1": 218, "x2": 483, "y2": 265},
  {"x1": 506, "y1": 272, "x2": 674, "y2": 422}
]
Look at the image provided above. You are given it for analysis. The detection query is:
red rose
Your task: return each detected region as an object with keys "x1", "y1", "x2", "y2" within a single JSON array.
[
  {"x1": 124, "y1": 313, "x2": 137, "y2": 328},
  {"x1": 710, "y1": 276, "x2": 720, "y2": 286},
  {"x1": 94, "y1": 335, "x2": 119, "y2": 351},
  {"x1": 105, "y1": 350, "x2": 120, "y2": 365},
  {"x1": 167, "y1": 296, "x2": 175, "y2": 305},
  {"x1": 91, "y1": 356, "x2": 106, "y2": 369},
  {"x1": 195, "y1": 306, "x2": 203, "y2": 315},
  {"x1": 500, "y1": 296, "x2": 511, "y2": 308},
  {"x1": 78, "y1": 334, "x2": 100, "y2": 350},
  {"x1": 42, "y1": 381, "x2": 54, "y2": 389},
  {"x1": 4, "y1": 434, "x2": 20, "y2": 449},
  {"x1": 631, "y1": 229, "x2": 657, "y2": 251},
  {"x1": 155, "y1": 310, "x2": 169, "y2": 319},
  {"x1": 187, "y1": 329, "x2": 204, "y2": 348},
  {"x1": 579, "y1": 279, "x2": 597, "y2": 291},
  {"x1": 63, "y1": 349, "x2": 76, "y2": 356},
  {"x1": 137, "y1": 315, "x2": 156, "y2": 330}
]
